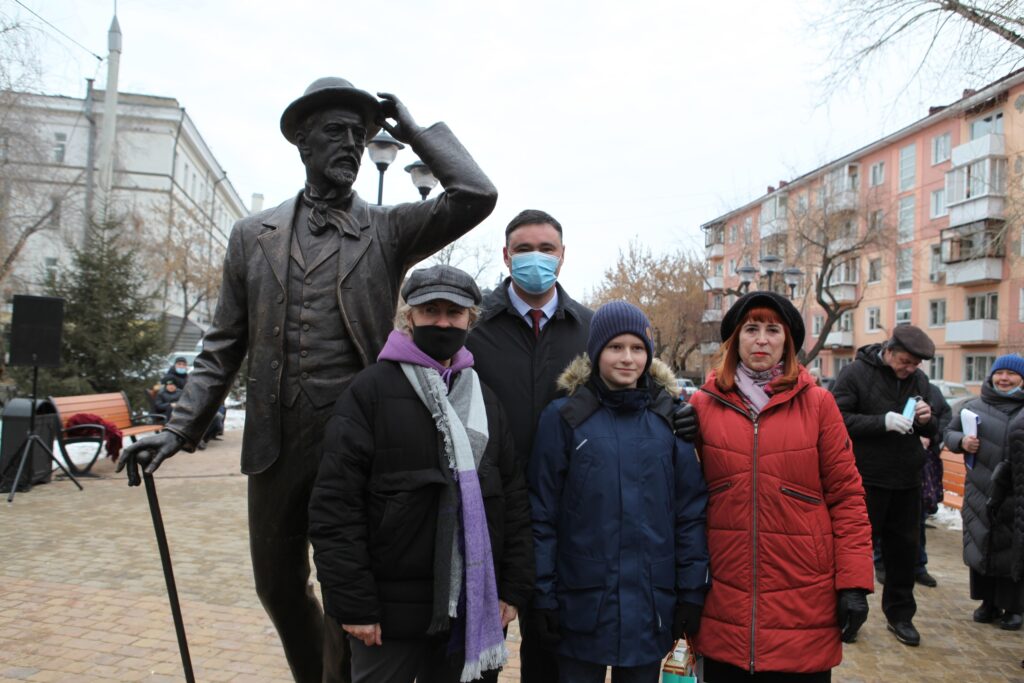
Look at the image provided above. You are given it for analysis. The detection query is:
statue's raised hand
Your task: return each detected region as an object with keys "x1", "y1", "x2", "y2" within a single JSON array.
[
  {"x1": 377, "y1": 92, "x2": 423, "y2": 143},
  {"x1": 115, "y1": 431, "x2": 185, "y2": 486}
]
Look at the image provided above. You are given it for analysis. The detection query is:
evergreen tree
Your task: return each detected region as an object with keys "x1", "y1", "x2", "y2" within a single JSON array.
[{"x1": 14, "y1": 218, "x2": 166, "y2": 407}]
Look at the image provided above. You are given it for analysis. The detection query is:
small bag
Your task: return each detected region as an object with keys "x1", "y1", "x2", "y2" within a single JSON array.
[{"x1": 662, "y1": 638, "x2": 700, "y2": 682}]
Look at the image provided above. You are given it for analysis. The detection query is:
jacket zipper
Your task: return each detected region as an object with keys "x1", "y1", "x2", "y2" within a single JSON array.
[
  {"x1": 701, "y1": 389, "x2": 762, "y2": 672},
  {"x1": 780, "y1": 487, "x2": 822, "y2": 505},
  {"x1": 707, "y1": 481, "x2": 733, "y2": 496},
  {"x1": 749, "y1": 418, "x2": 759, "y2": 673}
]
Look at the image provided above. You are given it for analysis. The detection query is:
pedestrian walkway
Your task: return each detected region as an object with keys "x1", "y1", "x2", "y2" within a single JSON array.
[{"x1": 0, "y1": 429, "x2": 1021, "y2": 681}]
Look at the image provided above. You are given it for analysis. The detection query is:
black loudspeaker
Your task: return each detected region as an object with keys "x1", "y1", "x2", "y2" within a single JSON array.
[{"x1": 9, "y1": 295, "x2": 64, "y2": 368}]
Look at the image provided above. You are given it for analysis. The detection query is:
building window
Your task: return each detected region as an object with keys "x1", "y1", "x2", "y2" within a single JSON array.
[
  {"x1": 965, "y1": 292, "x2": 998, "y2": 320},
  {"x1": 810, "y1": 357, "x2": 822, "y2": 372},
  {"x1": 897, "y1": 247, "x2": 913, "y2": 292},
  {"x1": 898, "y1": 196, "x2": 915, "y2": 243},
  {"x1": 729, "y1": 258, "x2": 736, "y2": 275},
  {"x1": 838, "y1": 311, "x2": 853, "y2": 332},
  {"x1": 829, "y1": 258, "x2": 859, "y2": 285},
  {"x1": 867, "y1": 257, "x2": 882, "y2": 283},
  {"x1": 929, "y1": 299, "x2": 946, "y2": 327},
  {"x1": 49, "y1": 197, "x2": 61, "y2": 229},
  {"x1": 930, "y1": 189, "x2": 947, "y2": 218},
  {"x1": 713, "y1": 261, "x2": 723, "y2": 277},
  {"x1": 929, "y1": 244, "x2": 943, "y2": 282},
  {"x1": 711, "y1": 293, "x2": 723, "y2": 310},
  {"x1": 834, "y1": 357, "x2": 853, "y2": 376},
  {"x1": 970, "y1": 111, "x2": 1004, "y2": 140},
  {"x1": 43, "y1": 257, "x2": 58, "y2": 281},
  {"x1": 743, "y1": 217, "x2": 752, "y2": 245},
  {"x1": 946, "y1": 158, "x2": 1007, "y2": 204},
  {"x1": 869, "y1": 161, "x2": 885, "y2": 187},
  {"x1": 895, "y1": 299, "x2": 912, "y2": 326},
  {"x1": 965, "y1": 354, "x2": 997, "y2": 382},
  {"x1": 53, "y1": 133, "x2": 66, "y2": 163},
  {"x1": 728, "y1": 224, "x2": 736, "y2": 243},
  {"x1": 932, "y1": 133, "x2": 951, "y2": 164},
  {"x1": 928, "y1": 355, "x2": 945, "y2": 381},
  {"x1": 867, "y1": 306, "x2": 882, "y2": 331},
  {"x1": 868, "y1": 209, "x2": 884, "y2": 234},
  {"x1": 812, "y1": 315, "x2": 824, "y2": 336},
  {"x1": 899, "y1": 143, "x2": 916, "y2": 191}
]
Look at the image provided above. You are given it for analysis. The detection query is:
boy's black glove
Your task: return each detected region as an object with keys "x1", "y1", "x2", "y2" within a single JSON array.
[
  {"x1": 532, "y1": 608, "x2": 561, "y2": 649},
  {"x1": 672, "y1": 602, "x2": 703, "y2": 639},
  {"x1": 837, "y1": 589, "x2": 869, "y2": 643},
  {"x1": 673, "y1": 402, "x2": 699, "y2": 442}
]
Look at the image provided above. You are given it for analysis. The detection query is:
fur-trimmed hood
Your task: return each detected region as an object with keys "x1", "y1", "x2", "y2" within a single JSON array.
[{"x1": 556, "y1": 354, "x2": 681, "y2": 398}]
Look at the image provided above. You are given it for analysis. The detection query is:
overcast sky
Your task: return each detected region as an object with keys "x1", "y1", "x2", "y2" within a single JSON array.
[{"x1": 17, "y1": 0, "x2": 995, "y2": 298}]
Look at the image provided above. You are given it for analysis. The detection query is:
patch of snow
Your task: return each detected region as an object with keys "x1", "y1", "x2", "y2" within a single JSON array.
[
  {"x1": 932, "y1": 504, "x2": 963, "y2": 531},
  {"x1": 224, "y1": 408, "x2": 245, "y2": 432}
]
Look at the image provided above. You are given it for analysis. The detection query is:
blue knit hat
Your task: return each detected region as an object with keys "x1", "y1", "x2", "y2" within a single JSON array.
[
  {"x1": 991, "y1": 354, "x2": 1024, "y2": 379},
  {"x1": 587, "y1": 301, "x2": 655, "y2": 373}
]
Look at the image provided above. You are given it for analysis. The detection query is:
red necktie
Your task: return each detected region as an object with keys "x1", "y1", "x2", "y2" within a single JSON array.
[{"x1": 529, "y1": 309, "x2": 544, "y2": 338}]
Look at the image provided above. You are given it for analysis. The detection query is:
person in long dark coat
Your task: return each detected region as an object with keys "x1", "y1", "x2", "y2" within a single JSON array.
[{"x1": 946, "y1": 354, "x2": 1024, "y2": 630}]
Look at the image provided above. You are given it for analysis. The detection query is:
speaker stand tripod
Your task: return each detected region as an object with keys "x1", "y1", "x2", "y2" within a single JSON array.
[{"x1": 6, "y1": 364, "x2": 82, "y2": 503}]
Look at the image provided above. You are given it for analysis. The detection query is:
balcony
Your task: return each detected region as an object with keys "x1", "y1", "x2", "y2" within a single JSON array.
[
  {"x1": 825, "y1": 330, "x2": 854, "y2": 348},
  {"x1": 703, "y1": 276, "x2": 724, "y2": 292},
  {"x1": 828, "y1": 189, "x2": 859, "y2": 213},
  {"x1": 700, "y1": 341, "x2": 721, "y2": 356},
  {"x1": 951, "y1": 133, "x2": 1005, "y2": 166},
  {"x1": 706, "y1": 243, "x2": 724, "y2": 259},
  {"x1": 945, "y1": 257, "x2": 1004, "y2": 286},
  {"x1": 948, "y1": 194, "x2": 1004, "y2": 227},
  {"x1": 760, "y1": 216, "x2": 787, "y2": 238},
  {"x1": 825, "y1": 283, "x2": 858, "y2": 303},
  {"x1": 702, "y1": 309, "x2": 723, "y2": 324},
  {"x1": 945, "y1": 318, "x2": 999, "y2": 345}
]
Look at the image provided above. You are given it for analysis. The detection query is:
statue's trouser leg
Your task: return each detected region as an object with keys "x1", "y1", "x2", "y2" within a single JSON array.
[{"x1": 249, "y1": 393, "x2": 349, "y2": 682}]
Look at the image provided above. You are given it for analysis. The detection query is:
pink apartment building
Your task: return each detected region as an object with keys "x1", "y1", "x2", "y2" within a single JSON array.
[{"x1": 700, "y1": 69, "x2": 1024, "y2": 392}]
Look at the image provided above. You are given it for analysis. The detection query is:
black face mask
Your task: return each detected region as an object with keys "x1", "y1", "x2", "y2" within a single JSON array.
[{"x1": 412, "y1": 325, "x2": 468, "y2": 362}]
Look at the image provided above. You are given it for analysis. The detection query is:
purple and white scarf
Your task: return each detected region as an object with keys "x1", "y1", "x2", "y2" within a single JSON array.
[
  {"x1": 397, "y1": 355, "x2": 507, "y2": 680},
  {"x1": 734, "y1": 362, "x2": 783, "y2": 415}
]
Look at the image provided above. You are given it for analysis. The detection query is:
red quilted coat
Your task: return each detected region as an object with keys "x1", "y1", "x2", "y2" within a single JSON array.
[{"x1": 690, "y1": 368, "x2": 873, "y2": 674}]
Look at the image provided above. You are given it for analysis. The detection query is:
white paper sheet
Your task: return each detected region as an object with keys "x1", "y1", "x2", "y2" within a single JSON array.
[{"x1": 961, "y1": 408, "x2": 979, "y2": 438}]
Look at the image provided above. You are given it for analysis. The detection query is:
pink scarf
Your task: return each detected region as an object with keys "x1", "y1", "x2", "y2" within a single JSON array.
[{"x1": 734, "y1": 362, "x2": 782, "y2": 415}]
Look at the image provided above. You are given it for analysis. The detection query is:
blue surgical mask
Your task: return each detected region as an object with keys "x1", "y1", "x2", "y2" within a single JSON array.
[
  {"x1": 175, "y1": 367, "x2": 187, "y2": 375},
  {"x1": 510, "y1": 252, "x2": 560, "y2": 295},
  {"x1": 995, "y1": 385, "x2": 1023, "y2": 397}
]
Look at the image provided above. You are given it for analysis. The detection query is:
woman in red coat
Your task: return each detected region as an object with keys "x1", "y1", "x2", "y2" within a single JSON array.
[{"x1": 690, "y1": 291, "x2": 874, "y2": 682}]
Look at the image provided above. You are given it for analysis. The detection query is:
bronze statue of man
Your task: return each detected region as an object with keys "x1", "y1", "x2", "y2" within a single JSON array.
[{"x1": 119, "y1": 77, "x2": 497, "y2": 683}]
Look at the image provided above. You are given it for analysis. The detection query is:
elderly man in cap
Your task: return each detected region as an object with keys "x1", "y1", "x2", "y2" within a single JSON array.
[
  {"x1": 832, "y1": 324, "x2": 939, "y2": 648},
  {"x1": 119, "y1": 78, "x2": 497, "y2": 682}
]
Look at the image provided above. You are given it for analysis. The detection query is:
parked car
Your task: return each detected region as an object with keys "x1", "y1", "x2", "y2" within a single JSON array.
[
  {"x1": 675, "y1": 377, "x2": 698, "y2": 398},
  {"x1": 931, "y1": 380, "x2": 974, "y2": 417}
]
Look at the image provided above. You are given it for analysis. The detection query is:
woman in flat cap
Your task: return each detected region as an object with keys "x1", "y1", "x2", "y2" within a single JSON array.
[
  {"x1": 309, "y1": 264, "x2": 532, "y2": 682},
  {"x1": 688, "y1": 291, "x2": 873, "y2": 682}
]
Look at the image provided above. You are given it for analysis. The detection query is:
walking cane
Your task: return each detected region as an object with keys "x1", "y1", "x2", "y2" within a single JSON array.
[{"x1": 143, "y1": 471, "x2": 196, "y2": 683}]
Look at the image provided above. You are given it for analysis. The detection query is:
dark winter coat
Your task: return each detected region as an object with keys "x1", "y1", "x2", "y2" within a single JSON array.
[
  {"x1": 153, "y1": 386, "x2": 182, "y2": 419},
  {"x1": 308, "y1": 360, "x2": 533, "y2": 639},
  {"x1": 689, "y1": 368, "x2": 873, "y2": 674},
  {"x1": 922, "y1": 382, "x2": 952, "y2": 514},
  {"x1": 162, "y1": 368, "x2": 188, "y2": 391},
  {"x1": 163, "y1": 123, "x2": 497, "y2": 470},
  {"x1": 832, "y1": 343, "x2": 938, "y2": 489},
  {"x1": 945, "y1": 383, "x2": 1024, "y2": 577},
  {"x1": 1009, "y1": 410, "x2": 1024, "y2": 580},
  {"x1": 466, "y1": 280, "x2": 592, "y2": 469},
  {"x1": 529, "y1": 357, "x2": 709, "y2": 667}
]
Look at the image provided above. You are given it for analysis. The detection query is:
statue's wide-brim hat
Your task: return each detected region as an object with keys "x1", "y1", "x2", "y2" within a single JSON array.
[{"x1": 280, "y1": 77, "x2": 381, "y2": 144}]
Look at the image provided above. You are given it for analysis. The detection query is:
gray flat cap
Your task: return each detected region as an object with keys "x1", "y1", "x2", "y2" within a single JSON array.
[
  {"x1": 889, "y1": 325, "x2": 935, "y2": 360},
  {"x1": 402, "y1": 264, "x2": 482, "y2": 308}
]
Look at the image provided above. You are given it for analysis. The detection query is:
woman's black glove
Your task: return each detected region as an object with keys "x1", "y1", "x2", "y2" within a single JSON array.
[
  {"x1": 673, "y1": 402, "x2": 699, "y2": 442},
  {"x1": 837, "y1": 589, "x2": 869, "y2": 643},
  {"x1": 987, "y1": 460, "x2": 1012, "y2": 521},
  {"x1": 531, "y1": 608, "x2": 561, "y2": 649},
  {"x1": 672, "y1": 602, "x2": 703, "y2": 639}
]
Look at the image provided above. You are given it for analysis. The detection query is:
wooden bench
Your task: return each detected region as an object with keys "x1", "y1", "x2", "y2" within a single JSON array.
[
  {"x1": 49, "y1": 392, "x2": 165, "y2": 475},
  {"x1": 941, "y1": 448, "x2": 965, "y2": 510}
]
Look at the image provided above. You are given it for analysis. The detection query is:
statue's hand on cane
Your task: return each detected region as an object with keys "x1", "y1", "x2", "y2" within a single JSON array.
[{"x1": 116, "y1": 431, "x2": 185, "y2": 486}]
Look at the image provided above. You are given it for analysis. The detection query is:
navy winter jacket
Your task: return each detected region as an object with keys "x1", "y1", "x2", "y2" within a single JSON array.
[{"x1": 528, "y1": 357, "x2": 709, "y2": 667}]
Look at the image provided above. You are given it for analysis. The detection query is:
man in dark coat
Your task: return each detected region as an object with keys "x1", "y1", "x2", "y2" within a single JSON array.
[
  {"x1": 466, "y1": 209, "x2": 591, "y2": 683},
  {"x1": 119, "y1": 77, "x2": 497, "y2": 682},
  {"x1": 832, "y1": 325, "x2": 939, "y2": 647}
]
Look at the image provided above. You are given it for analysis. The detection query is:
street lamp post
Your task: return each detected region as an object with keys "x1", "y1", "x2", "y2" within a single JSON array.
[
  {"x1": 404, "y1": 160, "x2": 439, "y2": 200},
  {"x1": 783, "y1": 266, "x2": 804, "y2": 299},
  {"x1": 366, "y1": 131, "x2": 405, "y2": 205},
  {"x1": 735, "y1": 265, "x2": 759, "y2": 294},
  {"x1": 759, "y1": 254, "x2": 782, "y2": 291}
]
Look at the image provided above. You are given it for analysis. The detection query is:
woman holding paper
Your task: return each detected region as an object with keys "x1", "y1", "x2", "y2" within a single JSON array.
[{"x1": 945, "y1": 354, "x2": 1024, "y2": 630}]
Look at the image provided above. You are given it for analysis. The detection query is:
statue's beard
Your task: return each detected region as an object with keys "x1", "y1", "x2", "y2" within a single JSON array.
[{"x1": 324, "y1": 162, "x2": 358, "y2": 192}]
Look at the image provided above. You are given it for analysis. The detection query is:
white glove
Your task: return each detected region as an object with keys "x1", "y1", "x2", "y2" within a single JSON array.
[{"x1": 884, "y1": 412, "x2": 913, "y2": 434}]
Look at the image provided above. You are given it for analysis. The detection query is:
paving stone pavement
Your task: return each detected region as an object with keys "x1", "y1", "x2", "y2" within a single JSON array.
[{"x1": 0, "y1": 428, "x2": 1022, "y2": 681}]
